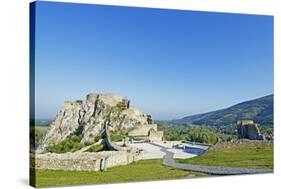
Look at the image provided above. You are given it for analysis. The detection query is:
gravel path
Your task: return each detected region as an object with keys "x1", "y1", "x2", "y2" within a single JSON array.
[{"x1": 150, "y1": 143, "x2": 273, "y2": 175}]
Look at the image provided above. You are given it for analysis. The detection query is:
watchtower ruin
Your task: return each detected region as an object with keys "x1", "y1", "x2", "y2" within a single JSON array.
[{"x1": 236, "y1": 120, "x2": 264, "y2": 140}]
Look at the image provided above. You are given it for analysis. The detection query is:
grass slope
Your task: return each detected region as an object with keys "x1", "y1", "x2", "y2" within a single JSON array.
[
  {"x1": 35, "y1": 159, "x2": 205, "y2": 187},
  {"x1": 177, "y1": 140, "x2": 273, "y2": 169}
]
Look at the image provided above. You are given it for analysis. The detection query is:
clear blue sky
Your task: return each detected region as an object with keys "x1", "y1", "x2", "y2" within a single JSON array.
[{"x1": 34, "y1": 1, "x2": 273, "y2": 120}]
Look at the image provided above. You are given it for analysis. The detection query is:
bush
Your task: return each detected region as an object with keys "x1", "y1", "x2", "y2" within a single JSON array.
[
  {"x1": 94, "y1": 135, "x2": 101, "y2": 142},
  {"x1": 83, "y1": 134, "x2": 101, "y2": 146},
  {"x1": 185, "y1": 126, "x2": 217, "y2": 144},
  {"x1": 157, "y1": 124, "x2": 188, "y2": 141},
  {"x1": 110, "y1": 134, "x2": 125, "y2": 142},
  {"x1": 116, "y1": 102, "x2": 127, "y2": 111},
  {"x1": 86, "y1": 144, "x2": 104, "y2": 152},
  {"x1": 47, "y1": 135, "x2": 85, "y2": 153}
]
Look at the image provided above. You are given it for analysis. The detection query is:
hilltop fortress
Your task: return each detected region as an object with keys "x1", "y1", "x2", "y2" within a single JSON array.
[{"x1": 38, "y1": 93, "x2": 163, "y2": 153}]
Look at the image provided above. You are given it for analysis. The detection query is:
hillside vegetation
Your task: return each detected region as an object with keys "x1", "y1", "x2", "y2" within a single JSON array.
[
  {"x1": 157, "y1": 122, "x2": 218, "y2": 144},
  {"x1": 185, "y1": 126, "x2": 217, "y2": 144},
  {"x1": 174, "y1": 94, "x2": 273, "y2": 127}
]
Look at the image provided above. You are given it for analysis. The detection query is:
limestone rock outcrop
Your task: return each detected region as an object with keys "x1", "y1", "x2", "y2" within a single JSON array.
[{"x1": 38, "y1": 93, "x2": 161, "y2": 152}]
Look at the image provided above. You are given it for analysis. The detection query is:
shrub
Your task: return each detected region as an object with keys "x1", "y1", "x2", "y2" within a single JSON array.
[
  {"x1": 94, "y1": 135, "x2": 101, "y2": 142},
  {"x1": 157, "y1": 124, "x2": 188, "y2": 141},
  {"x1": 116, "y1": 102, "x2": 127, "y2": 111},
  {"x1": 185, "y1": 126, "x2": 217, "y2": 144},
  {"x1": 47, "y1": 135, "x2": 85, "y2": 153},
  {"x1": 110, "y1": 134, "x2": 125, "y2": 142},
  {"x1": 86, "y1": 144, "x2": 104, "y2": 152}
]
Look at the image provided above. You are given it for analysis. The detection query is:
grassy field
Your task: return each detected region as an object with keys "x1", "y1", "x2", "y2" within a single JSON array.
[
  {"x1": 176, "y1": 140, "x2": 273, "y2": 169},
  {"x1": 34, "y1": 159, "x2": 205, "y2": 187}
]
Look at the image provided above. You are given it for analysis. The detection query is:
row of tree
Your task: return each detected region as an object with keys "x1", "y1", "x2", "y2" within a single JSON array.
[{"x1": 157, "y1": 122, "x2": 218, "y2": 144}]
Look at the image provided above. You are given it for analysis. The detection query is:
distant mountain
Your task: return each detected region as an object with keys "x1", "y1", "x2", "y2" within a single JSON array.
[{"x1": 173, "y1": 94, "x2": 273, "y2": 127}]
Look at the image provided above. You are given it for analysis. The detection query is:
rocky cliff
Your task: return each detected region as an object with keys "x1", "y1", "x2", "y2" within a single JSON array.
[{"x1": 38, "y1": 93, "x2": 155, "y2": 152}]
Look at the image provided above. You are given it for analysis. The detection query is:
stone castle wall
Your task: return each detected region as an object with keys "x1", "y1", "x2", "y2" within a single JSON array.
[
  {"x1": 237, "y1": 120, "x2": 254, "y2": 125},
  {"x1": 128, "y1": 124, "x2": 157, "y2": 136},
  {"x1": 63, "y1": 100, "x2": 83, "y2": 109},
  {"x1": 33, "y1": 151, "x2": 138, "y2": 172},
  {"x1": 237, "y1": 120, "x2": 264, "y2": 140},
  {"x1": 148, "y1": 130, "x2": 164, "y2": 142}
]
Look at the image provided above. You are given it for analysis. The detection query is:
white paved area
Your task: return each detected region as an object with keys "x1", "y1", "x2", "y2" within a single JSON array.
[{"x1": 129, "y1": 141, "x2": 209, "y2": 160}]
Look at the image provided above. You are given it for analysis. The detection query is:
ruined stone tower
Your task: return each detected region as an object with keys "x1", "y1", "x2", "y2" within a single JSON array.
[{"x1": 237, "y1": 120, "x2": 264, "y2": 140}]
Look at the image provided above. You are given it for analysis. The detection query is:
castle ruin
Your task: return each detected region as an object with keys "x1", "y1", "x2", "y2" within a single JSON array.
[{"x1": 236, "y1": 120, "x2": 264, "y2": 140}]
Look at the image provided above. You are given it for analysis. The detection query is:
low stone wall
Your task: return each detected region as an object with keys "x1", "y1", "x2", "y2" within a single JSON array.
[
  {"x1": 128, "y1": 124, "x2": 157, "y2": 136},
  {"x1": 33, "y1": 150, "x2": 138, "y2": 171}
]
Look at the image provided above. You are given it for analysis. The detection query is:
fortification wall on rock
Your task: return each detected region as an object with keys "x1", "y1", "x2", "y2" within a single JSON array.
[
  {"x1": 237, "y1": 120, "x2": 254, "y2": 126},
  {"x1": 237, "y1": 120, "x2": 264, "y2": 140},
  {"x1": 86, "y1": 93, "x2": 99, "y2": 102},
  {"x1": 63, "y1": 100, "x2": 83, "y2": 109},
  {"x1": 38, "y1": 92, "x2": 163, "y2": 153},
  {"x1": 33, "y1": 151, "x2": 138, "y2": 171},
  {"x1": 128, "y1": 124, "x2": 158, "y2": 137},
  {"x1": 86, "y1": 93, "x2": 123, "y2": 106},
  {"x1": 148, "y1": 130, "x2": 164, "y2": 142}
]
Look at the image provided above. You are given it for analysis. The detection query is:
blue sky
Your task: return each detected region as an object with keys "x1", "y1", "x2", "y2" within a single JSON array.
[{"x1": 34, "y1": 1, "x2": 273, "y2": 120}]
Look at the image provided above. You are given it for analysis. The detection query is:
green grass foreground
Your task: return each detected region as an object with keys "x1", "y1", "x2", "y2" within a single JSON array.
[
  {"x1": 34, "y1": 159, "x2": 205, "y2": 187},
  {"x1": 177, "y1": 141, "x2": 273, "y2": 169}
]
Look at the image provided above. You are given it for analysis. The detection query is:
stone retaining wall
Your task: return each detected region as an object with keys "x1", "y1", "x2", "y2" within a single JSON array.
[
  {"x1": 33, "y1": 150, "x2": 138, "y2": 171},
  {"x1": 128, "y1": 124, "x2": 157, "y2": 136}
]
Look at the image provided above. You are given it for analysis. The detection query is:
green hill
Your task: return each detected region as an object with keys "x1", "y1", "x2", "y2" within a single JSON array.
[{"x1": 174, "y1": 94, "x2": 273, "y2": 127}]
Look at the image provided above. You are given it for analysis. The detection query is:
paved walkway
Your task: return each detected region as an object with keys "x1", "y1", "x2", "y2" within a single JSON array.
[
  {"x1": 129, "y1": 141, "x2": 205, "y2": 159},
  {"x1": 150, "y1": 143, "x2": 273, "y2": 175}
]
